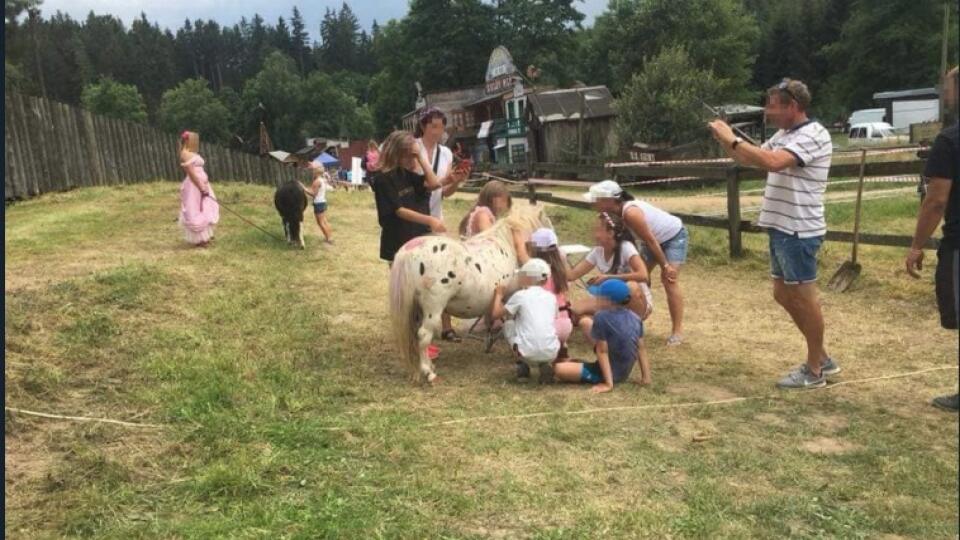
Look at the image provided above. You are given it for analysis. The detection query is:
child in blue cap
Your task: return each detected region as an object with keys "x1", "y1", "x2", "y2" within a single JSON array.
[{"x1": 554, "y1": 278, "x2": 651, "y2": 392}]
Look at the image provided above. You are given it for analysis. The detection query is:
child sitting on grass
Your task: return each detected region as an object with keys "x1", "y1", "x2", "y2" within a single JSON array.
[
  {"x1": 567, "y1": 211, "x2": 653, "y2": 323},
  {"x1": 554, "y1": 279, "x2": 651, "y2": 392},
  {"x1": 490, "y1": 258, "x2": 560, "y2": 383}
]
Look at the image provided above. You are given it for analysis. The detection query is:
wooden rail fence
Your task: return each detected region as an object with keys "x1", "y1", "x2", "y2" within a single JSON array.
[
  {"x1": 4, "y1": 92, "x2": 300, "y2": 201},
  {"x1": 463, "y1": 154, "x2": 937, "y2": 254}
]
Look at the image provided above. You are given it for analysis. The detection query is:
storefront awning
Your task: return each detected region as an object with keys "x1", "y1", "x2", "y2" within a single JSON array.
[{"x1": 476, "y1": 120, "x2": 494, "y2": 139}]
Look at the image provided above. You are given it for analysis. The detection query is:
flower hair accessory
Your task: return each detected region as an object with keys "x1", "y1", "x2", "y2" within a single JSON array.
[
  {"x1": 180, "y1": 131, "x2": 190, "y2": 141},
  {"x1": 599, "y1": 211, "x2": 617, "y2": 229}
]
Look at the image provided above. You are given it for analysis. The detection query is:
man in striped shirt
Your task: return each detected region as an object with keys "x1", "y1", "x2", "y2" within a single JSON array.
[{"x1": 708, "y1": 79, "x2": 839, "y2": 390}]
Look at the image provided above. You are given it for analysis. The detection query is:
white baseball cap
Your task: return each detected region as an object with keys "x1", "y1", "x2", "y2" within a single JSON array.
[
  {"x1": 517, "y1": 258, "x2": 551, "y2": 280},
  {"x1": 583, "y1": 180, "x2": 623, "y2": 203},
  {"x1": 530, "y1": 228, "x2": 558, "y2": 249}
]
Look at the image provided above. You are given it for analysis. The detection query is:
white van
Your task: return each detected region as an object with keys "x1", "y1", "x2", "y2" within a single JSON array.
[
  {"x1": 848, "y1": 122, "x2": 905, "y2": 144},
  {"x1": 846, "y1": 108, "x2": 885, "y2": 128}
]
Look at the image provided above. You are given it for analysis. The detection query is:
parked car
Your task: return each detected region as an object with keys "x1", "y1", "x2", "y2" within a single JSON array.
[
  {"x1": 847, "y1": 122, "x2": 907, "y2": 144},
  {"x1": 846, "y1": 108, "x2": 885, "y2": 130}
]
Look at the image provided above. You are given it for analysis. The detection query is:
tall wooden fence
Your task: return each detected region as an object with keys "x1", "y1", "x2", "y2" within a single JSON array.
[{"x1": 4, "y1": 92, "x2": 300, "y2": 201}]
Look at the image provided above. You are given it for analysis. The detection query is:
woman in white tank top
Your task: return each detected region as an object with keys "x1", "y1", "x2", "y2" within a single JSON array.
[{"x1": 584, "y1": 180, "x2": 688, "y2": 346}]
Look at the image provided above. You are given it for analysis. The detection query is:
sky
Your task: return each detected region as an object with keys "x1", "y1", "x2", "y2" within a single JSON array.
[{"x1": 36, "y1": 0, "x2": 608, "y2": 40}]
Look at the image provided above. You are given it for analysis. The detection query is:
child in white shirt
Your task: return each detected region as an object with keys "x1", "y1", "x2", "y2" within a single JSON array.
[{"x1": 490, "y1": 258, "x2": 560, "y2": 383}]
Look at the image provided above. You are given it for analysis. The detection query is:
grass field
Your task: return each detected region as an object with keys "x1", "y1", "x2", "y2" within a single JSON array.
[{"x1": 5, "y1": 180, "x2": 958, "y2": 539}]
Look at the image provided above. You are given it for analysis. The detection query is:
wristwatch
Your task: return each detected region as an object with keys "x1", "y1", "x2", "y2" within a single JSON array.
[{"x1": 731, "y1": 137, "x2": 744, "y2": 150}]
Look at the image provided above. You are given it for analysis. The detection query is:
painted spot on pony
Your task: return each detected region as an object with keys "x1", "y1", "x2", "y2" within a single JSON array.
[{"x1": 403, "y1": 237, "x2": 427, "y2": 251}]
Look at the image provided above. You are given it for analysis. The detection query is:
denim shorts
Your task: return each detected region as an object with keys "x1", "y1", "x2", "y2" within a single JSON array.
[
  {"x1": 768, "y1": 229, "x2": 823, "y2": 284},
  {"x1": 313, "y1": 202, "x2": 327, "y2": 214},
  {"x1": 641, "y1": 227, "x2": 689, "y2": 265}
]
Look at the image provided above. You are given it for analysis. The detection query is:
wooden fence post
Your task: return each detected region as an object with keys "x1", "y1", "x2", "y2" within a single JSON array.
[{"x1": 726, "y1": 166, "x2": 742, "y2": 257}]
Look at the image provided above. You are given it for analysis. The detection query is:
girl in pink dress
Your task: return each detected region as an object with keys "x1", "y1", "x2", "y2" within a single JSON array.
[{"x1": 178, "y1": 131, "x2": 219, "y2": 247}]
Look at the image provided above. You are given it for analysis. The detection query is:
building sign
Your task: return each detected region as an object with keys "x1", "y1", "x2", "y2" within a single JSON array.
[{"x1": 485, "y1": 46, "x2": 518, "y2": 95}]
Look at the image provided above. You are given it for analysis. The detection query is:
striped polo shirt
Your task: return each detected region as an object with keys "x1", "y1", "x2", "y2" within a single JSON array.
[{"x1": 758, "y1": 120, "x2": 832, "y2": 238}]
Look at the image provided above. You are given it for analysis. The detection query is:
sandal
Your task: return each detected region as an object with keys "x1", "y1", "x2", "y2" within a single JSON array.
[{"x1": 441, "y1": 329, "x2": 462, "y2": 343}]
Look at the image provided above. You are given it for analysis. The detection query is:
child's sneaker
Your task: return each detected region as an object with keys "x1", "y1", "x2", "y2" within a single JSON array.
[
  {"x1": 516, "y1": 361, "x2": 530, "y2": 381},
  {"x1": 538, "y1": 364, "x2": 554, "y2": 384},
  {"x1": 932, "y1": 393, "x2": 959, "y2": 412}
]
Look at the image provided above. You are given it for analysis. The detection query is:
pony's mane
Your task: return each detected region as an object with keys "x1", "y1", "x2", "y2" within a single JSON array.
[{"x1": 472, "y1": 203, "x2": 548, "y2": 246}]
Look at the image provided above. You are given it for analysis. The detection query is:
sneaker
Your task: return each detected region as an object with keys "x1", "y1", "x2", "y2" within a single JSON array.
[
  {"x1": 666, "y1": 334, "x2": 683, "y2": 346},
  {"x1": 538, "y1": 363, "x2": 554, "y2": 384},
  {"x1": 932, "y1": 393, "x2": 959, "y2": 412},
  {"x1": 776, "y1": 364, "x2": 826, "y2": 390},
  {"x1": 820, "y1": 357, "x2": 842, "y2": 376},
  {"x1": 516, "y1": 361, "x2": 530, "y2": 381}
]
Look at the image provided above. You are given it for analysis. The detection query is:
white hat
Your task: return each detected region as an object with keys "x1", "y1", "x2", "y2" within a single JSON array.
[
  {"x1": 583, "y1": 180, "x2": 623, "y2": 203},
  {"x1": 530, "y1": 228, "x2": 558, "y2": 249},
  {"x1": 517, "y1": 258, "x2": 551, "y2": 280}
]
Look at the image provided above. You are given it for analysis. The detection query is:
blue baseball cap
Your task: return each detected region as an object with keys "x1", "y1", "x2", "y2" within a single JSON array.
[{"x1": 587, "y1": 279, "x2": 631, "y2": 304}]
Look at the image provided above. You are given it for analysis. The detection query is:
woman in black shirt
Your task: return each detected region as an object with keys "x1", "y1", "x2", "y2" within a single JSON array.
[{"x1": 372, "y1": 130, "x2": 446, "y2": 263}]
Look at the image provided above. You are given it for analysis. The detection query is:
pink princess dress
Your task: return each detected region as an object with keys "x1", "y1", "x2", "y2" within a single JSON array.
[{"x1": 179, "y1": 154, "x2": 220, "y2": 245}]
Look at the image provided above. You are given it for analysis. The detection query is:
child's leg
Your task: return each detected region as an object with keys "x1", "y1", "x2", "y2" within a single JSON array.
[
  {"x1": 578, "y1": 315, "x2": 595, "y2": 343},
  {"x1": 636, "y1": 337, "x2": 651, "y2": 385},
  {"x1": 554, "y1": 361, "x2": 603, "y2": 384},
  {"x1": 319, "y1": 213, "x2": 333, "y2": 242}
]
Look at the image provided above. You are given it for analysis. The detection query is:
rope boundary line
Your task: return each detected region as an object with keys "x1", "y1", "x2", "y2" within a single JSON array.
[
  {"x1": 314, "y1": 365, "x2": 957, "y2": 432},
  {"x1": 5, "y1": 407, "x2": 167, "y2": 429}
]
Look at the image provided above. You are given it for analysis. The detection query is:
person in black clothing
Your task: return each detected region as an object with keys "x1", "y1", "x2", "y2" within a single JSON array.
[
  {"x1": 905, "y1": 66, "x2": 959, "y2": 412},
  {"x1": 372, "y1": 130, "x2": 446, "y2": 263}
]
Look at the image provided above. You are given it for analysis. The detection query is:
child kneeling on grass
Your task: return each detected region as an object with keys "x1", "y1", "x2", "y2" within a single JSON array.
[
  {"x1": 554, "y1": 279, "x2": 651, "y2": 393},
  {"x1": 490, "y1": 258, "x2": 560, "y2": 383}
]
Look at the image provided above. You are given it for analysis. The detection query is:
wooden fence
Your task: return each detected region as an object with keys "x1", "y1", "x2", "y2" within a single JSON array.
[
  {"x1": 465, "y1": 151, "x2": 937, "y2": 254},
  {"x1": 4, "y1": 92, "x2": 300, "y2": 201}
]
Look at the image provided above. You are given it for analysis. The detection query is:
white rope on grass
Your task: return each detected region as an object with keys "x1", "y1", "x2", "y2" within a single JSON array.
[
  {"x1": 5, "y1": 406, "x2": 167, "y2": 429},
  {"x1": 10, "y1": 366, "x2": 950, "y2": 432},
  {"x1": 313, "y1": 365, "x2": 957, "y2": 432}
]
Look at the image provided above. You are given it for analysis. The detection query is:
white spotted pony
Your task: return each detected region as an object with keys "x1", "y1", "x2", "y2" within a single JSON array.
[{"x1": 389, "y1": 204, "x2": 552, "y2": 383}]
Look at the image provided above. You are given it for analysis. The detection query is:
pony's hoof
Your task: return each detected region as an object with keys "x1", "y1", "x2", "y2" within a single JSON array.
[{"x1": 426, "y1": 372, "x2": 439, "y2": 384}]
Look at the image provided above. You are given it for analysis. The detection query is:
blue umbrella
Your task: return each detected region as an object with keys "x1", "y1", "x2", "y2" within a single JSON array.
[{"x1": 313, "y1": 152, "x2": 340, "y2": 168}]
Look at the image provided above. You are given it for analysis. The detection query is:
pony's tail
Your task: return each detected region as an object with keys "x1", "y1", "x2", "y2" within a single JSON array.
[{"x1": 389, "y1": 251, "x2": 422, "y2": 379}]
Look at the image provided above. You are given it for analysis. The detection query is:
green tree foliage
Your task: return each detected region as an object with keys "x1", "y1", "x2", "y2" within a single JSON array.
[
  {"x1": 289, "y1": 7, "x2": 312, "y2": 74},
  {"x1": 240, "y1": 51, "x2": 304, "y2": 151},
  {"x1": 301, "y1": 72, "x2": 374, "y2": 139},
  {"x1": 495, "y1": 0, "x2": 585, "y2": 86},
  {"x1": 80, "y1": 77, "x2": 148, "y2": 123},
  {"x1": 400, "y1": 0, "x2": 496, "y2": 91},
  {"x1": 15, "y1": 0, "x2": 955, "y2": 155},
  {"x1": 5, "y1": 60, "x2": 29, "y2": 92},
  {"x1": 318, "y1": 3, "x2": 361, "y2": 72},
  {"x1": 128, "y1": 14, "x2": 178, "y2": 112},
  {"x1": 822, "y1": 0, "x2": 959, "y2": 112},
  {"x1": 615, "y1": 46, "x2": 723, "y2": 146},
  {"x1": 586, "y1": 0, "x2": 760, "y2": 95},
  {"x1": 158, "y1": 78, "x2": 233, "y2": 143}
]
